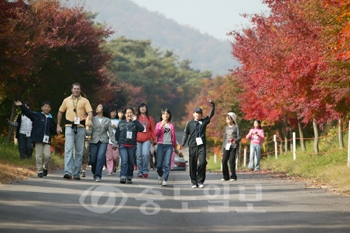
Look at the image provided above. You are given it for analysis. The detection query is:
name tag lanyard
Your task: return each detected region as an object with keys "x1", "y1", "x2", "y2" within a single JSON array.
[
  {"x1": 194, "y1": 121, "x2": 203, "y2": 145},
  {"x1": 126, "y1": 121, "x2": 133, "y2": 139},
  {"x1": 43, "y1": 116, "x2": 49, "y2": 143},
  {"x1": 72, "y1": 97, "x2": 80, "y2": 124}
]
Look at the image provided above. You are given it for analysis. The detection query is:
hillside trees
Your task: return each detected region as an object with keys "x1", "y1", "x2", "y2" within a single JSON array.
[
  {"x1": 0, "y1": 0, "x2": 117, "y2": 141},
  {"x1": 108, "y1": 37, "x2": 211, "y2": 124}
]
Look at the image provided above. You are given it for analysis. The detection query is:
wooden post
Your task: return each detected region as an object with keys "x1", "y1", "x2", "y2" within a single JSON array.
[
  {"x1": 243, "y1": 148, "x2": 247, "y2": 167},
  {"x1": 274, "y1": 135, "x2": 278, "y2": 159},
  {"x1": 293, "y1": 132, "x2": 296, "y2": 160}
]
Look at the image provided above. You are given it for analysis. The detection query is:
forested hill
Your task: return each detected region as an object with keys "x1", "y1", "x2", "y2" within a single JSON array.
[{"x1": 80, "y1": 0, "x2": 239, "y2": 76}]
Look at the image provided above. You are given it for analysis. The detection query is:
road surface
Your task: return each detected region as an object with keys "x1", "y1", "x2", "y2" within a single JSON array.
[{"x1": 0, "y1": 164, "x2": 350, "y2": 232}]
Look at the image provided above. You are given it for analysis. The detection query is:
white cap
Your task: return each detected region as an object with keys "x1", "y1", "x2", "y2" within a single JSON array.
[{"x1": 226, "y1": 112, "x2": 237, "y2": 125}]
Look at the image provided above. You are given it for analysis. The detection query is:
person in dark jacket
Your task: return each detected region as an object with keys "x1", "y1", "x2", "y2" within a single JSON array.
[
  {"x1": 9, "y1": 101, "x2": 33, "y2": 159},
  {"x1": 221, "y1": 112, "x2": 241, "y2": 181},
  {"x1": 115, "y1": 107, "x2": 144, "y2": 184},
  {"x1": 180, "y1": 98, "x2": 215, "y2": 188},
  {"x1": 15, "y1": 100, "x2": 57, "y2": 178}
]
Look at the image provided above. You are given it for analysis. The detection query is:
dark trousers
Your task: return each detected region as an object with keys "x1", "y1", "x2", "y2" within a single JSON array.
[
  {"x1": 18, "y1": 133, "x2": 33, "y2": 159},
  {"x1": 222, "y1": 146, "x2": 237, "y2": 180},
  {"x1": 188, "y1": 145, "x2": 207, "y2": 185}
]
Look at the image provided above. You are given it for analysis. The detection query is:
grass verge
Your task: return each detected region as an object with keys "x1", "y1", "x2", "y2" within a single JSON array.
[
  {"x1": 262, "y1": 149, "x2": 350, "y2": 195},
  {"x1": 0, "y1": 138, "x2": 64, "y2": 184},
  {"x1": 207, "y1": 154, "x2": 222, "y2": 171}
]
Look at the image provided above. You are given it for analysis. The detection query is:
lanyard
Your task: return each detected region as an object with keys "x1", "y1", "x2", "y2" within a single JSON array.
[
  {"x1": 72, "y1": 95, "x2": 79, "y2": 116},
  {"x1": 194, "y1": 121, "x2": 201, "y2": 137},
  {"x1": 43, "y1": 115, "x2": 48, "y2": 135}
]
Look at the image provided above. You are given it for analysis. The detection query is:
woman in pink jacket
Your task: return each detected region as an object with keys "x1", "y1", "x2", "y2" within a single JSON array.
[
  {"x1": 246, "y1": 120, "x2": 264, "y2": 171},
  {"x1": 155, "y1": 108, "x2": 179, "y2": 186}
]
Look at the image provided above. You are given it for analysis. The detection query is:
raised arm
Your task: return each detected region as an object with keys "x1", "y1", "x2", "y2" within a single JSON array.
[{"x1": 208, "y1": 100, "x2": 215, "y2": 119}]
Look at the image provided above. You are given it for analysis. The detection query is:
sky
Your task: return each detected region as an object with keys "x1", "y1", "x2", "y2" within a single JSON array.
[{"x1": 130, "y1": 0, "x2": 270, "y2": 41}]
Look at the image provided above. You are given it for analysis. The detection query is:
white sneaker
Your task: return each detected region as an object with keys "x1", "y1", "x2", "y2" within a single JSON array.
[
  {"x1": 191, "y1": 184, "x2": 197, "y2": 189},
  {"x1": 221, "y1": 178, "x2": 226, "y2": 181},
  {"x1": 162, "y1": 180, "x2": 167, "y2": 186},
  {"x1": 198, "y1": 183, "x2": 204, "y2": 188},
  {"x1": 107, "y1": 173, "x2": 112, "y2": 176},
  {"x1": 158, "y1": 176, "x2": 163, "y2": 185}
]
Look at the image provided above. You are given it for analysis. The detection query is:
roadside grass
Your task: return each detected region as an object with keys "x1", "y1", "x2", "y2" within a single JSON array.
[
  {"x1": 207, "y1": 154, "x2": 222, "y2": 171},
  {"x1": 0, "y1": 137, "x2": 64, "y2": 184},
  {"x1": 262, "y1": 149, "x2": 350, "y2": 194},
  {"x1": 206, "y1": 131, "x2": 350, "y2": 195},
  {"x1": 261, "y1": 130, "x2": 350, "y2": 194}
]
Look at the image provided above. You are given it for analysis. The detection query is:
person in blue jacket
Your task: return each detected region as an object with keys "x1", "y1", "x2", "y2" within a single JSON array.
[{"x1": 15, "y1": 100, "x2": 57, "y2": 178}]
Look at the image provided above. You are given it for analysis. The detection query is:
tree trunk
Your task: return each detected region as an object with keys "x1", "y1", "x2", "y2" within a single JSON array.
[
  {"x1": 279, "y1": 142, "x2": 283, "y2": 154},
  {"x1": 5, "y1": 101, "x2": 17, "y2": 144},
  {"x1": 298, "y1": 120, "x2": 306, "y2": 152},
  {"x1": 312, "y1": 118, "x2": 319, "y2": 154},
  {"x1": 338, "y1": 119, "x2": 344, "y2": 149}
]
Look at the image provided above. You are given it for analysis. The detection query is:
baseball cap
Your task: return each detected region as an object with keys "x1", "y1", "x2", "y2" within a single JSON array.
[{"x1": 193, "y1": 107, "x2": 203, "y2": 113}]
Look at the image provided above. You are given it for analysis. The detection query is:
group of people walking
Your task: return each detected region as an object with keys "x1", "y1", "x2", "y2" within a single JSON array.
[{"x1": 11, "y1": 82, "x2": 264, "y2": 188}]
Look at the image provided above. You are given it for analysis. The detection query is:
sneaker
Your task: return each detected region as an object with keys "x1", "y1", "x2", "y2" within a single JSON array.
[
  {"x1": 230, "y1": 178, "x2": 237, "y2": 181},
  {"x1": 95, "y1": 177, "x2": 101, "y2": 182},
  {"x1": 158, "y1": 176, "x2": 163, "y2": 185},
  {"x1": 74, "y1": 176, "x2": 81, "y2": 180},
  {"x1": 120, "y1": 178, "x2": 126, "y2": 184},
  {"x1": 162, "y1": 180, "x2": 167, "y2": 186},
  {"x1": 63, "y1": 174, "x2": 72, "y2": 179},
  {"x1": 198, "y1": 183, "x2": 204, "y2": 188},
  {"x1": 221, "y1": 178, "x2": 229, "y2": 181},
  {"x1": 43, "y1": 169, "x2": 48, "y2": 177},
  {"x1": 107, "y1": 173, "x2": 112, "y2": 176},
  {"x1": 191, "y1": 184, "x2": 197, "y2": 189},
  {"x1": 143, "y1": 174, "x2": 148, "y2": 178},
  {"x1": 81, "y1": 170, "x2": 86, "y2": 177},
  {"x1": 137, "y1": 174, "x2": 142, "y2": 178},
  {"x1": 126, "y1": 179, "x2": 132, "y2": 184},
  {"x1": 38, "y1": 173, "x2": 43, "y2": 178}
]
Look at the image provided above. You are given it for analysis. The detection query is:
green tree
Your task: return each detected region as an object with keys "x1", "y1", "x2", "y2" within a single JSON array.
[{"x1": 107, "y1": 36, "x2": 211, "y2": 125}]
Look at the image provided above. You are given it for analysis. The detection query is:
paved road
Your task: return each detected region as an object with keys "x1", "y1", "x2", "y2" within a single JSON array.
[{"x1": 1, "y1": 164, "x2": 350, "y2": 233}]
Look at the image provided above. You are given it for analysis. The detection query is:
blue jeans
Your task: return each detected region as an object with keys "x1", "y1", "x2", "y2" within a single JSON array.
[
  {"x1": 119, "y1": 145, "x2": 136, "y2": 179},
  {"x1": 89, "y1": 142, "x2": 108, "y2": 179},
  {"x1": 248, "y1": 143, "x2": 261, "y2": 171},
  {"x1": 136, "y1": 141, "x2": 151, "y2": 175},
  {"x1": 64, "y1": 127, "x2": 85, "y2": 177},
  {"x1": 156, "y1": 144, "x2": 173, "y2": 181}
]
